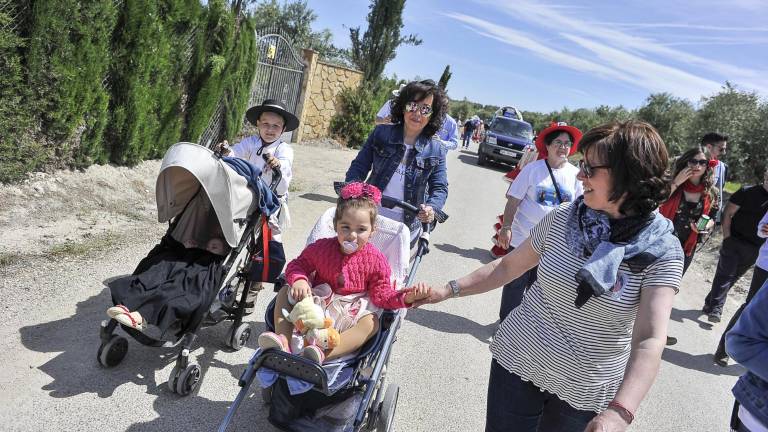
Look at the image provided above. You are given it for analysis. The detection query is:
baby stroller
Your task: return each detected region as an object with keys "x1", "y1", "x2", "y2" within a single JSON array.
[
  {"x1": 96, "y1": 142, "x2": 282, "y2": 396},
  {"x1": 218, "y1": 198, "x2": 447, "y2": 432}
]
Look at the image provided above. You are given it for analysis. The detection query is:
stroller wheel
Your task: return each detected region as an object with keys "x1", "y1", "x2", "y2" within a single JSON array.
[
  {"x1": 97, "y1": 335, "x2": 128, "y2": 368},
  {"x1": 377, "y1": 384, "x2": 399, "y2": 432},
  {"x1": 175, "y1": 363, "x2": 201, "y2": 396},
  {"x1": 168, "y1": 365, "x2": 180, "y2": 393},
  {"x1": 228, "y1": 322, "x2": 251, "y2": 351}
]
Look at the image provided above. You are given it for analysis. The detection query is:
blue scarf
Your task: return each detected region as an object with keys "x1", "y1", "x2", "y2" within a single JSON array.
[
  {"x1": 564, "y1": 197, "x2": 682, "y2": 307},
  {"x1": 222, "y1": 157, "x2": 281, "y2": 217}
]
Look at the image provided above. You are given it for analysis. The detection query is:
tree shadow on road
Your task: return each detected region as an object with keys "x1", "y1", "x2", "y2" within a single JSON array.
[
  {"x1": 456, "y1": 154, "x2": 509, "y2": 172},
  {"x1": 433, "y1": 242, "x2": 493, "y2": 264},
  {"x1": 661, "y1": 347, "x2": 745, "y2": 377},
  {"x1": 670, "y1": 308, "x2": 714, "y2": 330},
  {"x1": 18, "y1": 283, "x2": 266, "y2": 402},
  {"x1": 405, "y1": 307, "x2": 496, "y2": 344},
  {"x1": 298, "y1": 192, "x2": 337, "y2": 204}
]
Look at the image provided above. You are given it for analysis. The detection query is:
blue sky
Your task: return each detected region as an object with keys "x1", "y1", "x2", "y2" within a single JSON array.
[{"x1": 301, "y1": 0, "x2": 768, "y2": 113}]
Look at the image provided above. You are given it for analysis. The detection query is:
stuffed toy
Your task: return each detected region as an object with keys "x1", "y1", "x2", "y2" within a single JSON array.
[{"x1": 282, "y1": 296, "x2": 341, "y2": 350}]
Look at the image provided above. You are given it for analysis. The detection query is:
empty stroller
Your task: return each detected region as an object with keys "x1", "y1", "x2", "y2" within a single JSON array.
[
  {"x1": 219, "y1": 197, "x2": 447, "y2": 431},
  {"x1": 96, "y1": 142, "x2": 282, "y2": 396}
]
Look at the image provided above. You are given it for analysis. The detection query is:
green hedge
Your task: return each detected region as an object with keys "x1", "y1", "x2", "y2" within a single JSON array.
[
  {"x1": 0, "y1": 0, "x2": 257, "y2": 181},
  {"x1": 0, "y1": 8, "x2": 40, "y2": 182}
]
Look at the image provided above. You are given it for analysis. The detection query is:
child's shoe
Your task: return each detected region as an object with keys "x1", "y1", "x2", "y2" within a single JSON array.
[
  {"x1": 258, "y1": 332, "x2": 290, "y2": 352},
  {"x1": 113, "y1": 310, "x2": 146, "y2": 332},
  {"x1": 300, "y1": 345, "x2": 325, "y2": 365},
  {"x1": 106, "y1": 305, "x2": 131, "y2": 319}
]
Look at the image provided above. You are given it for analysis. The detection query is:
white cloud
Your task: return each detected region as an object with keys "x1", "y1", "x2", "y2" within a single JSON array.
[
  {"x1": 444, "y1": 13, "x2": 723, "y2": 100},
  {"x1": 478, "y1": 0, "x2": 768, "y2": 94}
]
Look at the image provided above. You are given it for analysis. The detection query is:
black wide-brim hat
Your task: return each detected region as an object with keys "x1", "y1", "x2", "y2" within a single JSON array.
[{"x1": 245, "y1": 99, "x2": 300, "y2": 132}]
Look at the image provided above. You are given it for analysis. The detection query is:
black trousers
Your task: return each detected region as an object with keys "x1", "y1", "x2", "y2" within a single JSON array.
[
  {"x1": 703, "y1": 236, "x2": 760, "y2": 315},
  {"x1": 715, "y1": 265, "x2": 768, "y2": 358}
]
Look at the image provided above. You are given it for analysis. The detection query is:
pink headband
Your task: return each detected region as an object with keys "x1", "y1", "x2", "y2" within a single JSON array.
[{"x1": 340, "y1": 182, "x2": 382, "y2": 205}]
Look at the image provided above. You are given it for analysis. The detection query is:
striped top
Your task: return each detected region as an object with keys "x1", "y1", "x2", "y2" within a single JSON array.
[{"x1": 490, "y1": 203, "x2": 683, "y2": 413}]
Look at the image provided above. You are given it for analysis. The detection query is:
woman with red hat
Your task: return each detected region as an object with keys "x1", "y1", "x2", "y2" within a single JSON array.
[{"x1": 493, "y1": 122, "x2": 583, "y2": 320}]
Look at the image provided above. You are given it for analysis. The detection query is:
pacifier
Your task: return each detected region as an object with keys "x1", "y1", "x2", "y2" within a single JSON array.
[{"x1": 342, "y1": 240, "x2": 359, "y2": 254}]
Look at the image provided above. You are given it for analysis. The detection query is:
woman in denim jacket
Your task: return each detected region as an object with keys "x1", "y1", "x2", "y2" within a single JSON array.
[
  {"x1": 727, "y1": 279, "x2": 768, "y2": 431},
  {"x1": 345, "y1": 80, "x2": 449, "y2": 239}
]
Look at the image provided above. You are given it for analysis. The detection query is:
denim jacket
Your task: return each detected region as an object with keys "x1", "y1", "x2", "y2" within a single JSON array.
[
  {"x1": 345, "y1": 124, "x2": 448, "y2": 232},
  {"x1": 727, "y1": 279, "x2": 768, "y2": 428}
]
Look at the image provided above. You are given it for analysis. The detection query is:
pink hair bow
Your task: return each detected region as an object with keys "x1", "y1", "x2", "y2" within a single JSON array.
[{"x1": 340, "y1": 182, "x2": 382, "y2": 205}]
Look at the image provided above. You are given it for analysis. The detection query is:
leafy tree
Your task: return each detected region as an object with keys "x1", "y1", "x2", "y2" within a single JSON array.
[
  {"x1": 251, "y1": 0, "x2": 345, "y2": 63},
  {"x1": 637, "y1": 93, "x2": 695, "y2": 154},
  {"x1": 438, "y1": 65, "x2": 452, "y2": 91},
  {"x1": 347, "y1": 0, "x2": 421, "y2": 87},
  {"x1": 691, "y1": 83, "x2": 763, "y2": 182}
]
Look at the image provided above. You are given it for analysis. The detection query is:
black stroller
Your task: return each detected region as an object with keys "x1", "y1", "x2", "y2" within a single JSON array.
[
  {"x1": 96, "y1": 142, "x2": 282, "y2": 396},
  {"x1": 219, "y1": 197, "x2": 447, "y2": 431}
]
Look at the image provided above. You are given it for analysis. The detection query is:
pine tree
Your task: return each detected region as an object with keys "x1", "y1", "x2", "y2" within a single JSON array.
[
  {"x1": 438, "y1": 65, "x2": 452, "y2": 91},
  {"x1": 347, "y1": 0, "x2": 421, "y2": 87}
]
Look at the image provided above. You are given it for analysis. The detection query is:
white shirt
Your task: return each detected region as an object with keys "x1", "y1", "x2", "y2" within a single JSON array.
[
  {"x1": 231, "y1": 135, "x2": 293, "y2": 196},
  {"x1": 506, "y1": 159, "x2": 582, "y2": 247},
  {"x1": 379, "y1": 144, "x2": 413, "y2": 223},
  {"x1": 376, "y1": 100, "x2": 392, "y2": 120}
]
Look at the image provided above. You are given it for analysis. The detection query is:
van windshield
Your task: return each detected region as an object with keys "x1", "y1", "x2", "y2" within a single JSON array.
[{"x1": 490, "y1": 118, "x2": 532, "y2": 140}]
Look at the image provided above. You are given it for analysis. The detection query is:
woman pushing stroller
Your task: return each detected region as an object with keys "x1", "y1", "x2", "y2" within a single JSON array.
[{"x1": 257, "y1": 182, "x2": 431, "y2": 365}]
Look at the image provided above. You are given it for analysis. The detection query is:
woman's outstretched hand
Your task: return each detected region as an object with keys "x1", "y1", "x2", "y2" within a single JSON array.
[
  {"x1": 583, "y1": 409, "x2": 630, "y2": 432},
  {"x1": 404, "y1": 282, "x2": 432, "y2": 305},
  {"x1": 408, "y1": 282, "x2": 453, "y2": 308}
]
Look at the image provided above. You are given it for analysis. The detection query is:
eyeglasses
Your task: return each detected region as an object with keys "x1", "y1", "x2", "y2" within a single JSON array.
[
  {"x1": 578, "y1": 160, "x2": 610, "y2": 178},
  {"x1": 687, "y1": 159, "x2": 709, "y2": 167},
  {"x1": 405, "y1": 101, "x2": 433, "y2": 117},
  {"x1": 550, "y1": 139, "x2": 572, "y2": 149}
]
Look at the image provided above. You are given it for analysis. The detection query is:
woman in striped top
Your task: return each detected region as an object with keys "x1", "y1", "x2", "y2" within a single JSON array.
[{"x1": 414, "y1": 121, "x2": 684, "y2": 432}]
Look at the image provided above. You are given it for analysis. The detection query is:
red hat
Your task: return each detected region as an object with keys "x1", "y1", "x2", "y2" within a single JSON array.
[{"x1": 534, "y1": 122, "x2": 582, "y2": 157}]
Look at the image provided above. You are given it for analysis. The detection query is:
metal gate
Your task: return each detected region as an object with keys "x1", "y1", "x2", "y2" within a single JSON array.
[{"x1": 249, "y1": 31, "x2": 305, "y2": 134}]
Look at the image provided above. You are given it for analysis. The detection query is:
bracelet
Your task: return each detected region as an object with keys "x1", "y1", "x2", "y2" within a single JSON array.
[
  {"x1": 607, "y1": 401, "x2": 635, "y2": 424},
  {"x1": 501, "y1": 225, "x2": 512, "y2": 231}
]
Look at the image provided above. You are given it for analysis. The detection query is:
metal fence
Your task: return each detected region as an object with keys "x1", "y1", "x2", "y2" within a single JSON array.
[{"x1": 0, "y1": 1, "x2": 28, "y2": 34}]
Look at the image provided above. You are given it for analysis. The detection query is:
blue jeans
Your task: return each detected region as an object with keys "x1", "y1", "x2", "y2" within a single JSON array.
[{"x1": 486, "y1": 360, "x2": 597, "y2": 432}]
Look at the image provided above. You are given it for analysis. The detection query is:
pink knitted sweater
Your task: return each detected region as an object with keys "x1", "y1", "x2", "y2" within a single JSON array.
[{"x1": 285, "y1": 238, "x2": 408, "y2": 309}]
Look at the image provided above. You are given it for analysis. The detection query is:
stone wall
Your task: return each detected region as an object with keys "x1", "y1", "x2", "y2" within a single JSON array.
[{"x1": 294, "y1": 49, "x2": 363, "y2": 143}]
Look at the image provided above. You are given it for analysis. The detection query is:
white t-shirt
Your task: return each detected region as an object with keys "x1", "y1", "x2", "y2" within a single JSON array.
[
  {"x1": 231, "y1": 135, "x2": 293, "y2": 196},
  {"x1": 506, "y1": 159, "x2": 582, "y2": 247},
  {"x1": 379, "y1": 144, "x2": 414, "y2": 223}
]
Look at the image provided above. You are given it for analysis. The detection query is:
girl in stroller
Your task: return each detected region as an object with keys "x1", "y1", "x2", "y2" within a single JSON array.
[{"x1": 257, "y1": 182, "x2": 430, "y2": 364}]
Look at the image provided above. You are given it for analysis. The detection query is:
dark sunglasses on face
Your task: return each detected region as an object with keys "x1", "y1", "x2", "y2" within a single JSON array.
[
  {"x1": 687, "y1": 159, "x2": 709, "y2": 167},
  {"x1": 405, "y1": 101, "x2": 433, "y2": 117},
  {"x1": 578, "y1": 160, "x2": 610, "y2": 178}
]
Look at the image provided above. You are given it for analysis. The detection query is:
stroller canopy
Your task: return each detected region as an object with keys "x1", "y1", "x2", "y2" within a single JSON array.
[{"x1": 156, "y1": 142, "x2": 256, "y2": 247}]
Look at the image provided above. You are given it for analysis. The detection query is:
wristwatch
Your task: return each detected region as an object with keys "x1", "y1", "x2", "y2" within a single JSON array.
[{"x1": 448, "y1": 280, "x2": 461, "y2": 298}]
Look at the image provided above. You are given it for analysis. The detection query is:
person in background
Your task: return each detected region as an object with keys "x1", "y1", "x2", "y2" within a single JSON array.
[
  {"x1": 660, "y1": 147, "x2": 719, "y2": 273},
  {"x1": 725, "y1": 277, "x2": 768, "y2": 431},
  {"x1": 714, "y1": 207, "x2": 768, "y2": 367},
  {"x1": 376, "y1": 81, "x2": 459, "y2": 150},
  {"x1": 702, "y1": 133, "x2": 728, "y2": 223},
  {"x1": 493, "y1": 122, "x2": 583, "y2": 321},
  {"x1": 463, "y1": 117, "x2": 476, "y2": 149},
  {"x1": 703, "y1": 168, "x2": 768, "y2": 324}
]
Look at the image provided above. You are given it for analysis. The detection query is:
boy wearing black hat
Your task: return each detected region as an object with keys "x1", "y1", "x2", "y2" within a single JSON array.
[{"x1": 217, "y1": 99, "x2": 300, "y2": 313}]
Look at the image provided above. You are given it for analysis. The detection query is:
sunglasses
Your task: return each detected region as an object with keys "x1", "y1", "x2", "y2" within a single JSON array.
[
  {"x1": 405, "y1": 101, "x2": 433, "y2": 117},
  {"x1": 579, "y1": 160, "x2": 610, "y2": 178},
  {"x1": 549, "y1": 139, "x2": 572, "y2": 149},
  {"x1": 687, "y1": 159, "x2": 709, "y2": 167}
]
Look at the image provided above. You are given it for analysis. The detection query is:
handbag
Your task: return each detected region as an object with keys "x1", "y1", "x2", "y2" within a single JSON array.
[{"x1": 249, "y1": 216, "x2": 286, "y2": 283}]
